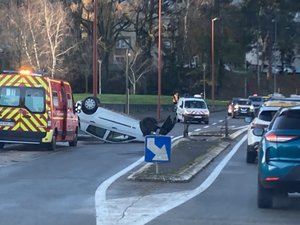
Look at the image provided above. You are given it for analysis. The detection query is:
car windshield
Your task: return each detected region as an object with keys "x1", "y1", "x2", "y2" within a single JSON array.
[
  {"x1": 185, "y1": 100, "x2": 206, "y2": 109},
  {"x1": 238, "y1": 100, "x2": 251, "y2": 105}
]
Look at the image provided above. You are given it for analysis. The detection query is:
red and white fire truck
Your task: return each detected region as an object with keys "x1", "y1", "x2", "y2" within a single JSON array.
[{"x1": 0, "y1": 69, "x2": 79, "y2": 150}]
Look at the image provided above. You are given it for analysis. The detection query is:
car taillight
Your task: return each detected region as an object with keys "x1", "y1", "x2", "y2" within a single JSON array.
[
  {"x1": 265, "y1": 133, "x2": 297, "y2": 142},
  {"x1": 265, "y1": 177, "x2": 280, "y2": 181},
  {"x1": 47, "y1": 110, "x2": 52, "y2": 127}
]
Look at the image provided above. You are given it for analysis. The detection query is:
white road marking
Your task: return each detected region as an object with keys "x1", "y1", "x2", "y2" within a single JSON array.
[
  {"x1": 218, "y1": 120, "x2": 224, "y2": 123},
  {"x1": 211, "y1": 122, "x2": 217, "y2": 125},
  {"x1": 194, "y1": 128, "x2": 202, "y2": 132},
  {"x1": 203, "y1": 125, "x2": 209, "y2": 128},
  {"x1": 95, "y1": 135, "x2": 247, "y2": 225}
]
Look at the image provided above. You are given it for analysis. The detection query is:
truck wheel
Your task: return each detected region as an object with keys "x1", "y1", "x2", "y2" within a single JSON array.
[
  {"x1": 82, "y1": 97, "x2": 100, "y2": 115},
  {"x1": 69, "y1": 130, "x2": 78, "y2": 147},
  {"x1": 257, "y1": 181, "x2": 273, "y2": 208},
  {"x1": 46, "y1": 135, "x2": 56, "y2": 151}
]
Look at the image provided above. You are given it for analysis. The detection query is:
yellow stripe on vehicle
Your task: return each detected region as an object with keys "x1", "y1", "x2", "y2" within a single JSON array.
[
  {"x1": 36, "y1": 77, "x2": 48, "y2": 89},
  {"x1": 0, "y1": 75, "x2": 11, "y2": 86},
  {"x1": 23, "y1": 118, "x2": 38, "y2": 132},
  {"x1": 9, "y1": 75, "x2": 20, "y2": 86}
]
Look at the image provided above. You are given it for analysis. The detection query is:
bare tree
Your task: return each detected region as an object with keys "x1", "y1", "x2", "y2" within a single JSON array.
[
  {"x1": 8, "y1": 0, "x2": 76, "y2": 78},
  {"x1": 128, "y1": 48, "x2": 154, "y2": 94}
]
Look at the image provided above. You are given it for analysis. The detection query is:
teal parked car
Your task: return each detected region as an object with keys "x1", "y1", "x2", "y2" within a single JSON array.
[{"x1": 254, "y1": 106, "x2": 300, "y2": 208}]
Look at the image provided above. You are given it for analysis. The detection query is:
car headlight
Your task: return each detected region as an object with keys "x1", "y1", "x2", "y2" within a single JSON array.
[
  {"x1": 234, "y1": 104, "x2": 239, "y2": 109},
  {"x1": 250, "y1": 105, "x2": 254, "y2": 111},
  {"x1": 183, "y1": 110, "x2": 190, "y2": 115}
]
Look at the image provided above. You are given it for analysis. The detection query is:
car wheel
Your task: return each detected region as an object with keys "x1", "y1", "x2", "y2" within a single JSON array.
[
  {"x1": 246, "y1": 146, "x2": 256, "y2": 163},
  {"x1": 0, "y1": 142, "x2": 4, "y2": 149},
  {"x1": 46, "y1": 135, "x2": 56, "y2": 151},
  {"x1": 69, "y1": 130, "x2": 78, "y2": 147},
  {"x1": 257, "y1": 181, "x2": 273, "y2": 208},
  {"x1": 205, "y1": 119, "x2": 209, "y2": 125},
  {"x1": 81, "y1": 96, "x2": 100, "y2": 115},
  {"x1": 140, "y1": 117, "x2": 158, "y2": 136}
]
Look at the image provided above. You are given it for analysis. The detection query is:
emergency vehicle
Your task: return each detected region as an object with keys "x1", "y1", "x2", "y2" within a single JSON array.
[
  {"x1": 0, "y1": 69, "x2": 79, "y2": 150},
  {"x1": 175, "y1": 96, "x2": 210, "y2": 124}
]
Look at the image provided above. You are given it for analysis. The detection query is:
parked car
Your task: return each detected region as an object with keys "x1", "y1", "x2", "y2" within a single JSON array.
[
  {"x1": 245, "y1": 100, "x2": 297, "y2": 163},
  {"x1": 255, "y1": 106, "x2": 300, "y2": 208},
  {"x1": 231, "y1": 98, "x2": 255, "y2": 118},
  {"x1": 77, "y1": 97, "x2": 175, "y2": 143},
  {"x1": 175, "y1": 97, "x2": 209, "y2": 124}
]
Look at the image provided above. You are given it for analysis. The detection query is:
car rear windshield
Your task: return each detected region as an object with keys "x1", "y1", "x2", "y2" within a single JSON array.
[
  {"x1": 272, "y1": 109, "x2": 300, "y2": 130},
  {"x1": 258, "y1": 110, "x2": 277, "y2": 122},
  {"x1": 0, "y1": 86, "x2": 45, "y2": 113},
  {"x1": 249, "y1": 97, "x2": 262, "y2": 102}
]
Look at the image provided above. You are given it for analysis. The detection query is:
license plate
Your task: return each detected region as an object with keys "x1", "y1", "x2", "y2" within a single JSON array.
[
  {"x1": 195, "y1": 116, "x2": 202, "y2": 118},
  {"x1": 0, "y1": 121, "x2": 14, "y2": 126}
]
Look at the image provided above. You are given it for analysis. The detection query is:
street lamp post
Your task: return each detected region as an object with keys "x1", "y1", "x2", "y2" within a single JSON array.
[
  {"x1": 98, "y1": 60, "x2": 102, "y2": 95},
  {"x1": 125, "y1": 49, "x2": 130, "y2": 114},
  {"x1": 272, "y1": 19, "x2": 277, "y2": 93},
  {"x1": 92, "y1": 0, "x2": 98, "y2": 97},
  {"x1": 211, "y1": 17, "x2": 219, "y2": 108},
  {"x1": 203, "y1": 63, "x2": 206, "y2": 99}
]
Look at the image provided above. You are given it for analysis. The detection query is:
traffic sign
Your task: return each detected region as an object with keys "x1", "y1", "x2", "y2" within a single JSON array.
[{"x1": 144, "y1": 135, "x2": 171, "y2": 162}]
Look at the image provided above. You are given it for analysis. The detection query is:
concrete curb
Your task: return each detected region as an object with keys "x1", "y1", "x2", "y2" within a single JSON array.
[{"x1": 127, "y1": 127, "x2": 247, "y2": 182}]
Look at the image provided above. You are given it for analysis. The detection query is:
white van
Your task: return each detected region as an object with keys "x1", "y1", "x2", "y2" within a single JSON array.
[{"x1": 175, "y1": 97, "x2": 210, "y2": 124}]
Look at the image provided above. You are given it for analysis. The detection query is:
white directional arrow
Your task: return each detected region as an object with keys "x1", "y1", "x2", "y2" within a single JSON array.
[{"x1": 147, "y1": 138, "x2": 169, "y2": 161}]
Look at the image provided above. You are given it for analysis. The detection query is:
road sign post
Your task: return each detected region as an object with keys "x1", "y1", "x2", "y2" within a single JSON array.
[{"x1": 145, "y1": 135, "x2": 171, "y2": 174}]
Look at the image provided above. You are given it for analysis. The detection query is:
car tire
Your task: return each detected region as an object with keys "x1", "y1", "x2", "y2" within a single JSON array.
[
  {"x1": 204, "y1": 119, "x2": 209, "y2": 125},
  {"x1": 246, "y1": 145, "x2": 256, "y2": 163},
  {"x1": 257, "y1": 181, "x2": 273, "y2": 208},
  {"x1": 69, "y1": 130, "x2": 78, "y2": 147},
  {"x1": 46, "y1": 135, "x2": 56, "y2": 151},
  {"x1": 0, "y1": 142, "x2": 4, "y2": 149},
  {"x1": 81, "y1": 96, "x2": 100, "y2": 115},
  {"x1": 140, "y1": 117, "x2": 158, "y2": 136}
]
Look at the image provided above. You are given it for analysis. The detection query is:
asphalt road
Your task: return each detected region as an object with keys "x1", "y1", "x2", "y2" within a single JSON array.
[
  {"x1": 0, "y1": 111, "x2": 299, "y2": 225},
  {"x1": 146, "y1": 137, "x2": 300, "y2": 225}
]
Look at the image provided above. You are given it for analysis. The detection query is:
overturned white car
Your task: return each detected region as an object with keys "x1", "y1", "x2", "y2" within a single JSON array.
[{"x1": 76, "y1": 97, "x2": 175, "y2": 143}]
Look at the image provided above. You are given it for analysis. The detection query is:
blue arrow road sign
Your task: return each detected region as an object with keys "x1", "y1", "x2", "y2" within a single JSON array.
[{"x1": 144, "y1": 135, "x2": 171, "y2": 162}]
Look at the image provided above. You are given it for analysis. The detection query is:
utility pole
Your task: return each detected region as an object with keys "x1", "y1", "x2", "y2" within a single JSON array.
[{"x1": 92, "y1": 0, "x2": 98, "y2": 97}]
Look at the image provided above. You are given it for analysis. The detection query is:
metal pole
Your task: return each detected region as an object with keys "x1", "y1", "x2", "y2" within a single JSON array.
[
  {"x1": 125, "y1": 49, "x2": 129, "y2": 114},
  {"x1": 257, "y1": 38, "x2": 261, "y2": 92},
  {"x1": 98, "y1": 60, "x2": 102, "y2": 95},
  {"x1": 203, "y1": 63, "x2": 206, "y2": 99},
  {"x1": 92, "y1": 0, "x2": 98, "y2": 97},
  {"x1": 157, "y1": 0, "x2": 162, "y2": 121},
  {"x1": 274, "y1": 72, "x2": 277, "y2": 93},
  {"x1": 211, "y1": 18, "x2": 218, "y2": 109}
]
